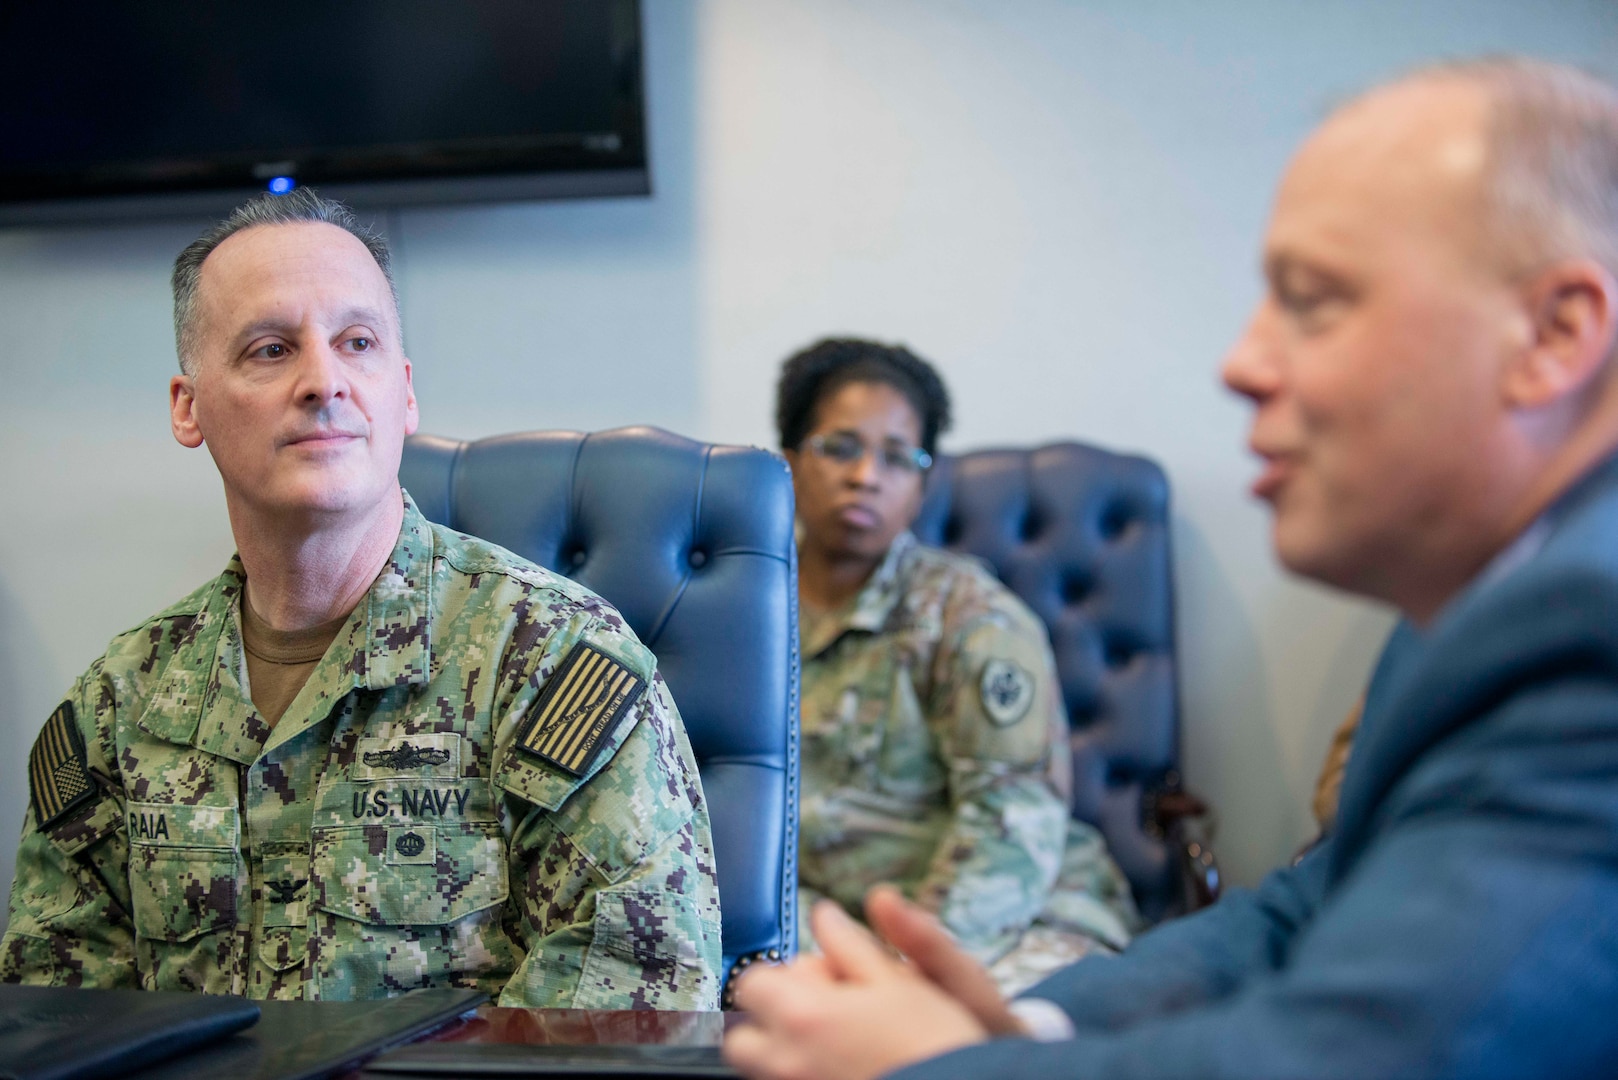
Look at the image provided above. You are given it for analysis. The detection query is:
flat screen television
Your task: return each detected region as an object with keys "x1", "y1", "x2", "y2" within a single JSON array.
[{"x1": 0, "y1": 0, "x2": 647, "y2": 225}]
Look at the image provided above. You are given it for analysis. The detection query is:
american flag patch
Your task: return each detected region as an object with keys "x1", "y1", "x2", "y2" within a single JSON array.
[
  {"x1": 516, "y1": 643, "x2": 645, "y2": 777},
  {"x1": 30, "y1": 701, "x2": 98, "y2": 830}
]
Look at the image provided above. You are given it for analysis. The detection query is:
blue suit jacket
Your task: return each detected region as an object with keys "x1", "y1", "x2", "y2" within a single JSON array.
[{"x1": 894, "y1": 457, "x2": 1618, "y2": 1079}]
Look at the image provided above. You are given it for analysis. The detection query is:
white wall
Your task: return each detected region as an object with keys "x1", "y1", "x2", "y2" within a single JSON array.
[{"x1": 2, "y1": 1, "x2": 1616, "y2": 923}]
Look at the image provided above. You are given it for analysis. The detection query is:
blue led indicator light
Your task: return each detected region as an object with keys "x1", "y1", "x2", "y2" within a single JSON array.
[{"x1": 268, "y1": 176, "x2": 295, "y2": 195}]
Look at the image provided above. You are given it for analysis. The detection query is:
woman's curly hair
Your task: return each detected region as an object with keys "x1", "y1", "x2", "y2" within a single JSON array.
[{"x1": 775, "y1": 337, "x2": 953, "y2": 455}]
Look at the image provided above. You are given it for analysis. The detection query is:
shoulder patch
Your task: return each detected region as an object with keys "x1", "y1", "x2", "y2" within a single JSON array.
[
  {"x1": 515, "y1": 643, "x2": 646, "y2": 777},
  {"x1": 980, "y1": 659, "x2": 1035, "y2": 726},
  {"x1": 30, "y1": 701, "x2": 99, "y2": 830}
]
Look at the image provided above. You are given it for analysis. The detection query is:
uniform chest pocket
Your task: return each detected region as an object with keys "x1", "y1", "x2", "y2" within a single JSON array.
[
  {"x1": 310, "y1": 821, "x2": 508, "y2": 926},
  {"x1": 126, "y1": 802, "x2": 242, "y2": 943},
  {"x1": 804, "y1": 648, "x2": 908, "y2": 784},
  {"x1": 805, "y1": 642, "x2": 938, "y2": 796}
]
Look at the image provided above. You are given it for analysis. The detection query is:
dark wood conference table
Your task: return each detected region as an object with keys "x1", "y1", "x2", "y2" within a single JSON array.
[
  {"x1": 0, "y1": 985, "x2": 743, "y2": 1079},
  {"x1": 431, "y1": 1004, "x2": 737, "y2": 1047},
  {"x1": 346, "y1": 1004, "x2": 741, "y2": 1078}
]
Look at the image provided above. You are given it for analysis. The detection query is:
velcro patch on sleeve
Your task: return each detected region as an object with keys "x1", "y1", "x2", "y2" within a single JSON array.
[
  {"x1": 30, "y1": 701, "x2": 99, "y2": 830},
  {"x1": 515, "y1": 643, "x2": 646, "y2": 777},
  {"x1": 980, "y1": 658, "x2": 1035, "y2": 726}
]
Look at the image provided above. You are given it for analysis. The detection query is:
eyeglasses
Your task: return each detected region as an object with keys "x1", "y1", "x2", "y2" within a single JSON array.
[{"x1": 805, "y1": 431, "x2": 933, "y2": 475}]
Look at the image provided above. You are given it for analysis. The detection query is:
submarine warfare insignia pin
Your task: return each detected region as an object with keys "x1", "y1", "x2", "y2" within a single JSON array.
[{"x1": 363, "y1": 742, "x2": 453, "y2": 770}]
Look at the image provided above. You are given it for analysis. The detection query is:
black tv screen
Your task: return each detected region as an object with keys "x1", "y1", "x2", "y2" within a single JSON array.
[{"x1": 0, "y1": 0, "x2": 646, "y2": 224}]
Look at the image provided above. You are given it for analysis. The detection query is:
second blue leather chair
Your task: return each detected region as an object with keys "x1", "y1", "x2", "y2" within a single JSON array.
[{"x1": 913, "y1": 442, "x2": 1200, "y2": 921}]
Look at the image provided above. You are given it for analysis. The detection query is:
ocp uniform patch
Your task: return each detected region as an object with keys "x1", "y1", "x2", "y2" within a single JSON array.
[
  {"x1": 515, "y1": 643, "x2": 646, "y2": 777},
  {"x1": 980, "y1": 658, "x2": 1035, "y2": 726},
  {"x1": 30, "y1": 701, "x2": 99, "y2": 830}
]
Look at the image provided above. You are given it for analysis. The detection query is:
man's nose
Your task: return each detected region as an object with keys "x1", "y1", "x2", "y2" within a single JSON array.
[
  {"x1": 1220, "y1": 303, "x2": 1283, "y2": 402},
  {"x1": 295, "y1": 341, "x2": 350, "y2": 404}
]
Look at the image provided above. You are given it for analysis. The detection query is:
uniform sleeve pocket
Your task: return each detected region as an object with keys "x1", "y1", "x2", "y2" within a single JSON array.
[
  {"x1": 311, "y1": 822, "x2": 507, "y2": 926},
  {"x1": 6, "y1": 858, "x2": 82, "y2": 928},
  {"x1": 574, "y1": 887, "x2": 718, "y2": 1010}
]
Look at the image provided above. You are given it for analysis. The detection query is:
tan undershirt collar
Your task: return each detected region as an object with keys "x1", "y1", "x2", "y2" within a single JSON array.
[{"x1": 240, "y1": 591, "x2": 353, "y2": 728}]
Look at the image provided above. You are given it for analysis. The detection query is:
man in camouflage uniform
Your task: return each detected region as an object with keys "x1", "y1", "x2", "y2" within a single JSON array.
[
  {"x1": 799, "y1": 532, "x2": 1135, "y2": 993},
  {"x1": 2, "y1": 189, "x2": 721, "y2": 1007}
]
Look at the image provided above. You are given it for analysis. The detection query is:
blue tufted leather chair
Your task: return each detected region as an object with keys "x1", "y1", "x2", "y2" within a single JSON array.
[
  {"x1": 398, "y1": 426, "x2": 799, "y2": 1004},
  {"x1": 912, "y1": 442, "x2": 1211, "y2": 922}
]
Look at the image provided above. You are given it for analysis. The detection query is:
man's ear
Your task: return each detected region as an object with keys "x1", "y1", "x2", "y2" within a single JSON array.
[
  {"x1": 170, "y1": 374, "x2": 204, "y2": 448},
  {"x1": 402, "y1": 358, "x2": 420, "y2": 436},
  {"x1": 1503, "y1": 258, "x2": 1618, "y2": 409}
]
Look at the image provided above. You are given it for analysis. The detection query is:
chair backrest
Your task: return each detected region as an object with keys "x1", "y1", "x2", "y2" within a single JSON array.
[
  {"x1": 912, "y1": 442, "x2": 1182, "y2": 920},
  {"x1": 400, "y1": 427, "x2": 799, "y2": 999}
]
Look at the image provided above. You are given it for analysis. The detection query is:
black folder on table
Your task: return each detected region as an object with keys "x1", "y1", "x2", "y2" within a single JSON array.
[
  {"x1": 0, "y1": 985, "x2": 260, "y2": 1080},
  {"x1": 123, "y1": 988, "x2": 486, "y2": 1080},
  {"x1": 0, "y1": 985, "x2": 484, "y2": 1080}
]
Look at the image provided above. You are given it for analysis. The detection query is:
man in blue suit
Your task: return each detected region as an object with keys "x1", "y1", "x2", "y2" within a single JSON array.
[{"x1": 725, "y1": 57, "x2": 1618, "y2": 1080}]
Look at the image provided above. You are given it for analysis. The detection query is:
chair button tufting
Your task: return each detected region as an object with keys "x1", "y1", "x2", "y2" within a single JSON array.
[
  {"x1": 1104, "y1": 639, "x2": 1137, "y2": 670},
  {"x1": 689, "y1": 549, "x2": 709, "y2": 568},
  {"x1": 1099, "y1": 502, "x2": 1131, "y2": 541},
  {"x1": 1062, "y1": 572, "x2": 1092, "y2": 605}
]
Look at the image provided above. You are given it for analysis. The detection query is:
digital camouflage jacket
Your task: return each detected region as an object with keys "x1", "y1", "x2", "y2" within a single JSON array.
[
  {"x1": 797, "y1": 531, "x2": 1073, "y2": 961},
  {"x1": 2, "y1": 494, "x2": 721, "y2": 1008}
]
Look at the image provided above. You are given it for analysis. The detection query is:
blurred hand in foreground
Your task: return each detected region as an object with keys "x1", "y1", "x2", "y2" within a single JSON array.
[
  {"x1": 861, "y1": 885, "x2": 1028, "y2": 1037},
  {"x1": 723, "y1": 886, "x2": 1023, "y2": 1080}
]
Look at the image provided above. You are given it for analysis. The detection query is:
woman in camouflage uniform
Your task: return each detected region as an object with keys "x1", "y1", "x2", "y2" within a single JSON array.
[{"x1": 777, "y1": 338, "x2": 1136, "y2": 995}]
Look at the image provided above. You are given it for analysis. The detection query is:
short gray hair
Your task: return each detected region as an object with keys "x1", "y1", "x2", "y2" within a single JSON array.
[
  {"x1": 1396, "y1": 58, "x2": 1618, "y2": 282},
  {"x1": 171, "y1": 188, "x2": 399, "y2": 375}
]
